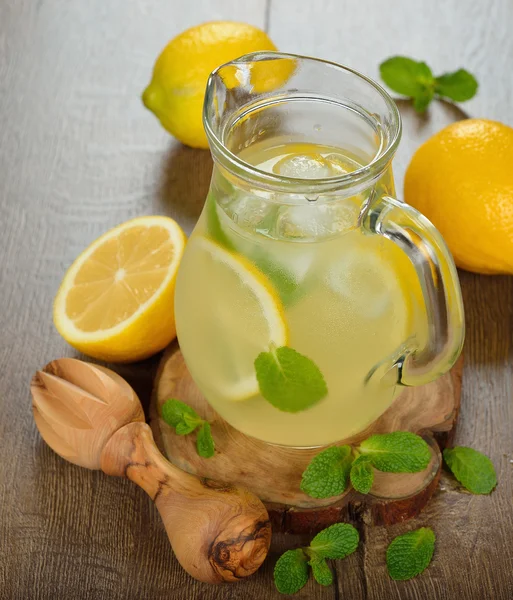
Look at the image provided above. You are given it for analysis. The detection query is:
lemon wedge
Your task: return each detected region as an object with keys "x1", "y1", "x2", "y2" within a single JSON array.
[
  {"x1": 54, "y1": 216, "x2": 186, "y2": 362},
  {"x1": 175, "y1": 236, "x2": 288, "y2": 401}
]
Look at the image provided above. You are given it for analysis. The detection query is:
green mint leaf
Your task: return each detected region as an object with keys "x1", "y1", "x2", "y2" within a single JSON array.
[
  {"x1": 443, "y1": 447, "x2": 497, "y2": 494},
  {"x1": 205, "y1": 193, "x2": 235, "y2": 251},
  {"x1": 386, "y1": 527, "x2": 435, "y2": 580},
  {"x1": 255, "y1": 346, "x2": 327, "y2": 413},
  {"x1": 309, "y1": 523, "x2": 360, "y2": 559},
  {"x1": 309, "y1": 558, "x2": 332, "y2": 586},
  {"x1": 301, "y1": 446, "x2": 353, "y2": 499},
  {"x1": 174, "y1": 411, "x2": 203, "y2": 435},
  {"x1": 254, "y1": 255, "x2": 302, "y2": 307},
  {"x1": 435, "y1": 69, "x2": 478, "y2": 102},
  {"x1": 358, "y1": 432, "x2": 431, "y2": 473},
  {"x1": 350, "y1": 455, "x2": 374, "y2": 494},
  {"x1": 183, "y1": 411, "x2": 203, "y2": 428},
  {"x1": 196, "y1": 422, "x2": 215, "y2": 458},
  {"x1": 161, "y1": 399, "x2": 201, "y2": 430},
  {"x1": 274, "y1": 548, "x2": 309, "y2": 595},
  {"x1": 161, "y1": 399, "x2": 214, "y2": 459},
  {"x1": 379, "y1": 56, "x2": 434, "y2": 97},
  {"x1": 175, "y1": 420, "x2": 197, "y2": 435},
  {"x1": 413, "y1": 86, "x2": 435, "y2": 113}
]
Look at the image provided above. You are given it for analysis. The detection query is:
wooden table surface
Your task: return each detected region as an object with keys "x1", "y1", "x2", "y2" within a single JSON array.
[{"x1": 1, "y1": 1, "x2": 512, "y2": 598}]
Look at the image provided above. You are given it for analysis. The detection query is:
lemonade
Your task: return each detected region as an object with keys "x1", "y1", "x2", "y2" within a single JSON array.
[
  {"x1": 175, "y1": 52, "x2": 464, "y2": 448},
  {"x1": 175, "y1": 141, "x2": 430, "y2": 446}
]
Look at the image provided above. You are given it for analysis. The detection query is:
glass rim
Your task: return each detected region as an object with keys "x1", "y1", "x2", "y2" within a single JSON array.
[{"x1": 203, "y1": 51, "x2": 402, "y2": 194}]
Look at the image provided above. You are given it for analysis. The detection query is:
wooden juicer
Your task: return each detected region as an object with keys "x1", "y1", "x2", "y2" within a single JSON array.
[{"x1": 30, "y1": 358, "x2": 271, "y2": 584}]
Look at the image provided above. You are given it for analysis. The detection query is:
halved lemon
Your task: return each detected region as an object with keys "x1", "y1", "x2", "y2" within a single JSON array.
[
  {"x1": 175, "y1": 236, "x2": 288, "y2": 401},
  {"x1": 54, "y1": 216, "x2": 186, "y2": 363}
]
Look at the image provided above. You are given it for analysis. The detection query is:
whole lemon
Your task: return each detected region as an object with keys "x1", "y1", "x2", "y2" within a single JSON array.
[
  {"x1": 404, "y1": 119, "x2": 513, "y2": 274},
  {"x1": 142, "y1": 21, "x2": 279, "y2": 149}
]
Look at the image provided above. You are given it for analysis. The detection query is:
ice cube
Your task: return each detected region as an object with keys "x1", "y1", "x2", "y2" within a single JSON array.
[
  {"x1": 273, "y1": 152, "x2": 363, "y2": 179},
  {"x1": 326, "y1": 252, "x2": 392, "y2": 319},
  {"x1": 324, "y1": 152, "x2": 361, "y2": 175},
  {"x1": 273, "y1": 153, "x2": 332, "y2": 179},
  {"x1": 224, "y1": 193, "x2": 275, "y2": 231},
  {"x1": 276, "y1": 205, "x2": 327, "y2": 239},
  {"x1": 276, "y1": 202, "x2": 360, "y2": 240}
]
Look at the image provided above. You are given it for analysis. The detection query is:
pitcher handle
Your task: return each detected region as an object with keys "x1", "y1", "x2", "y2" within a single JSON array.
[{"x1": 363, "y1": 195, "x2": 465, "y2": 386}]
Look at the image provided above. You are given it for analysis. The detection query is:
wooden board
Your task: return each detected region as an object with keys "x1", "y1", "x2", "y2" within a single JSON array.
[{"x1": 151, "y1": 344, "x2": 463, "y2": 533}]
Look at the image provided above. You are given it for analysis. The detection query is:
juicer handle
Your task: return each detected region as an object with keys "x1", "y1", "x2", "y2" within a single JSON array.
[
  {"x1": 363, "y1": 195, "x2": 464, "y2": 386},
  {"x1": 101, "y1": 422, "x2": 271, "y2": 584}
]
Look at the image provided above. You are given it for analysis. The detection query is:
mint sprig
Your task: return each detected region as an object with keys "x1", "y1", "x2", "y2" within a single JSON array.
[
  {"x1": 386, "y1": 527, "x2": 436, "y2": 580},
  {"x1": 357, "y1": 432, "x2": 431, "y2": 473},
  {"x1": 255, "y1": 346, "x2": 327, "y2": 413},
  {"x1": 162, "y1": 399, "x2": 201, "y2": 432},
  {"x1": 443, "y1": 446, "x2": 497, "y2": 494},
  {"x1": 379, "y1": 56, "x2": 478, "y2": 112},
  {"x1": 161, "y1": 399, "x2": 215, "y2": 458},
  {"x1": 300, "y1": 445, "x2": 353, "y2": 499},
  {"x1": 274, "y1": 523, "x2": 359, "y2": 594},
  {"x1": 350, "y1": 455, "x2": 374, "y2": 494},
  {"x1": 301, "y1": 432, "x2": 431, "y2": 500}
]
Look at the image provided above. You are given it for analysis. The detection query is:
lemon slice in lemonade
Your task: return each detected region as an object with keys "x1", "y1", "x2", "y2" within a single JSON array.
[
  {"x1": 176, "y1": 236, "x2": 288, "y2": 401},
  {"x1": 54, "y1": 216, "x2": 186, "y2": 363}
]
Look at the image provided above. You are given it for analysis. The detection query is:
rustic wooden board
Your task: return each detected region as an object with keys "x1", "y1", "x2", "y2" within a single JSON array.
[
  {"x1": 151, "y1": 345, "x2": 463, "y2": 532},
  {"x1": 2, "y1": 0, "x2": 513, "y2": 598}
]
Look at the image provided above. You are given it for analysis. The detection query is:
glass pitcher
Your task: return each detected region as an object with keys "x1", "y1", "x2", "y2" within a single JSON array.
[{"x1": 174, "y1": 52, "x2": 464, "y2": 448}]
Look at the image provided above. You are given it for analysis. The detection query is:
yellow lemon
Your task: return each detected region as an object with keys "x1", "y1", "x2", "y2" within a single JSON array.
[
  {"x1": 142, "y1": 21, "x2": 288, "y2": 149},
  {"x1": 404, "y1": 119, "x2": 513, "y2": 274},
  {"x1": 54, "y1": 216, "x2": 186, "y2": 363}
]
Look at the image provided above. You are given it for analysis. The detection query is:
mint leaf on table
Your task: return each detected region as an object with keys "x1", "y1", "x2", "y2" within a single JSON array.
[
  {"x1": 255, "y1": 346, "x2": 327, "y2": 413},
  {"x1": 358, "y1": 432, "x2": 431, "y2": 473},
  {"x1": 379, "y1": 56, "x2": 478, "y2": 112},
  {"x1": 274, "y1": 523, "x2": 359, "y2": 594},
  {"x1": 301, "y1": 446, "x2": 353, "y2": 499},
  {"x1": 350, "y1": 455, "x2": 374, "y2": 494},
  {"x1": 196, "y1": 422, "x2": 215, "y2": 458},
  {"x1": 413, "y1": 86, "x2": 435, "y2": 113},
  {"x1": 380, "y1": 57, "x2": 434, "y2": 97},
  {"x1": 309, "y1": 523, "x2": 360, "y2": 559},
  {"x1": 161, "y1": 399, "x2": 215, "y2": 459},
  {"x1": 309, "y1": 558, "x2": 332, "y2": 586},
  {"x1": 386, "y1": 527, "x2": 435, "y2": 581},
  {"x1": 435, "y1": 69, "x2": 478, "y2": 101},
  {"x1": 274, "y1": 548, "x2": 309, "y2": 595},
  {"x1": 443, "y1": 446, "x2": 497, "y2": 494}
]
